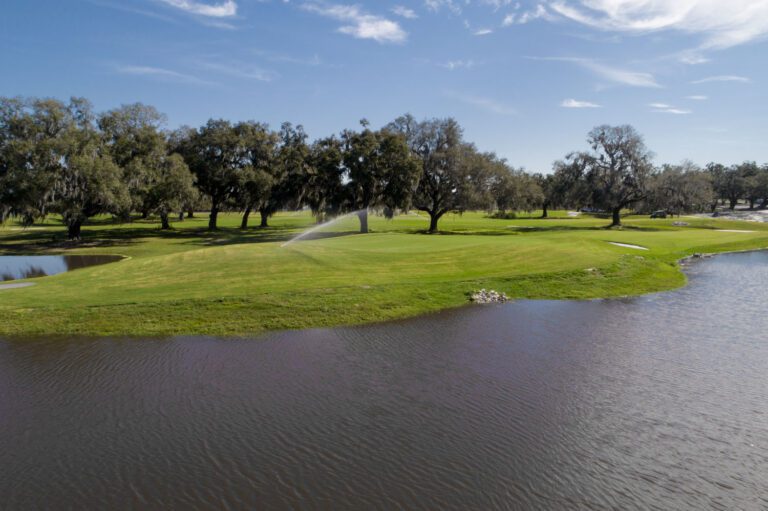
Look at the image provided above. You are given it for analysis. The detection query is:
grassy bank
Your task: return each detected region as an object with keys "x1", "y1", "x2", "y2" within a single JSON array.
[{"x1": 1, "y1": 211, "x2": 767, "y2": 337}]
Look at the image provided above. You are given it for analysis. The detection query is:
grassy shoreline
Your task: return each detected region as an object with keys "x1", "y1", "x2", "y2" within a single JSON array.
[{"x1": 1, "y1": 211, "x2": 767, "y2": 338}]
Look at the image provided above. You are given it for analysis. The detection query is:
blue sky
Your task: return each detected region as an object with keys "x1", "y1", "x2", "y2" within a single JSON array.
[{"x1": 2, "y1": 0, "x2": 767, "y2": 171}]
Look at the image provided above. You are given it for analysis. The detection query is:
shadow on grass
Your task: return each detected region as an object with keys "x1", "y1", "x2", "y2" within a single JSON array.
[
  {"x1": 1, "y1": 213, "x2": 676, "y2": 255},
  {"x1": 0, "y1": 219, "x2": 366, "y2": 254},
  {"x1": 413, "y1": 229, "x2": 520, "y2": 236}
]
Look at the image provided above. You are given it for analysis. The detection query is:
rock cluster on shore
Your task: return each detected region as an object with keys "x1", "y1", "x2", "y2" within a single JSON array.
[{"x1": 470, "y1": 289, "x2": 509, "y2": 304}]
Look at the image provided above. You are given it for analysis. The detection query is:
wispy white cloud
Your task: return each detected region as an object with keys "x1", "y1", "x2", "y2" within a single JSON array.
[
  {"x1": 115, "y1": 65, "x2": 213, "y2": 85},
  {"x1": 582, "y1": 60, "x2": 660, "y2": 87},
  {"x1": 302, "y1": 3, "x2": 407, "y2": 43},
  {"x1": 424, "y1": 0, "x2": 462, "y2": 15},
  {"x1": 392, "y1": 5, "x2": 418, "y2": 19},
  {"x1": 529, "y1": 57, "x2": 660, "y2": 88},
  {"x1": 655, "y1": 108, "x2": 691, "y2": 114},
  {"x1": 158, "y1": 0, "x2": 237, "y2": 18},
  {"x1": 253, "y1": 49, "x2": 323, "y2": 67},
  {"x1": 677, "y1": 52, "x2": 710, "y2": 65},
  {"x1": 503, "y1": 5, "x2": 551, "y2": 26},
  {"x1": 686, "y1": 95, "x2": 708, "y2": 100},
  {"x1": 474, "y1": 28, "x2": 494, "y2": 36},
  {"x1": 649, "y1": 102, "x2": 691, "y2": 114},
  {"x1": 561, "y1": 98, "x2": 601, "y2": 108},
  {"x1": 438, "y1": 59, "x2": 477, "y2": 70},
  {"x1": 88, "y1": 0, "x2": 180, "y2": 23},
  {"x1": 547, "y1": 0, "x2": 768, "y2": 49},
  {"x1": 691, "y1": 75, "x2": 751, "y2": 84},
  {"x1": 197, "y1": 60, "x2": 278, "y2": 81},
  {"x1": 446, "y1": 91, "x2": 517, "y2": 115}
]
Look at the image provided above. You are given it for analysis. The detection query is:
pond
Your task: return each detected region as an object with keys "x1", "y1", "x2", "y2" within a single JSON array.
[
  {"x1": 0, "y1": 254, "x2": 123, "y2": 281},
  {"x1": 1, "y1": 251, "x2": 767, "y2": 509}
]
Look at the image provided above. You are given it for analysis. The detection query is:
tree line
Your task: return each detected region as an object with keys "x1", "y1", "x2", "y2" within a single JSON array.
[{"x1": 1, "y1": 97, "x2": 766, "y2": 239}]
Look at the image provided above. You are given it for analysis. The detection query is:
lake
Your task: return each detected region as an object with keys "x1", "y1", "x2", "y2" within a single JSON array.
[
  {"x1": 1, "y1": 251, "x2": 767, "y2": 509},
  {"x1": 0, "y1": 255, "x2": 124, "y2": 282}
]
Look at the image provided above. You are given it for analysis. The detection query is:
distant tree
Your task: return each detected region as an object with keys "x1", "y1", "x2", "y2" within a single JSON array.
[
  {"x1": 98, "y1": 103, "x2": 166, "y2": 219},
  {"x1": 53, "y1": 103, "x2": 131, "y2": 239},
  {"x1": 0, "y1": 97, "x2": 129, "y2": 239},
  {"x1": 648, "y1": 161, "x2": 714, "y2": 216},
  {"x1": 254, "y1": 123, "x2": 311, "y2": 228},
  {"x1": 738, "y1": 161, "x2": 763, "y2": 209},
  {"x1": 341, "y1": 121, "x2": 420, "y2": 233},
  {"x1": 758, "y1": 165, "x2": 768, "y2": 209},
  {"x1": 708, "y1": 162, "x2": 745, "y2": 210},
  {"x1": 563, "y1": 125, "x2": 654, "y2": 227},
  {"x1": 305, "y1": 136, "x2": 344, "y2": 223},
  {"x1": 0, "y1": 97, "x2": 67, "y2": 225},
  {"x1": 175, "y1": 120, "x2": 242, "y2": 230},
  {"x1": 233, "y1": 121, "x2": 278, "y2": 229},
  {"x1": 388, "y1": 115, "x2": 484, "y2": 232},
  {"x1": 145, "y1": 153, "x2": 197, "y2": 229},
  {"x1": 491, "y1": 163, "x2": 543, "y2": 215},
  {"x1": 547, "y1": 153, "x2": 594, "y2": 215}
]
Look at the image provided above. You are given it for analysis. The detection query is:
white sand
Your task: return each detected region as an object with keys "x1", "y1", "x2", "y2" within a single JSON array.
[
  {"x1": 0, "y1": 282, "x2": 36, "y2": 290},
  {"x1": 608, "y1": 242, "x2": 649, "y2": 251},
  {"x1": 716, "y1": 229, "x2": 755, "y2": 233}
]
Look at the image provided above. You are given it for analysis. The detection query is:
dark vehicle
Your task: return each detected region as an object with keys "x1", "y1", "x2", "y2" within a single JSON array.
[{"x1": 650, "y1": 210, "x2": 667, "y2": 219}]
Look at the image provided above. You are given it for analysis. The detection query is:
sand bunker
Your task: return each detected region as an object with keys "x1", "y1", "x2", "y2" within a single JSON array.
[
  {"x1": 608, "y1": 242, "x2": 649, "y2": 251},
  {"x1": 716, "y1": 229, "x2": 755, "y2": 233},
  {"x1": 0, "y1": 282, "x2": 36, "y2": 290}
]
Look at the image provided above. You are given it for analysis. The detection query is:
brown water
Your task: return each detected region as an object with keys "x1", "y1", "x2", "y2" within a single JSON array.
[
  {"x1": 1, "y1": 252, "x2": 767, "y2": 510},
  {"x1": 0, "y1": 255, "x2": 123, "y2": 281}
]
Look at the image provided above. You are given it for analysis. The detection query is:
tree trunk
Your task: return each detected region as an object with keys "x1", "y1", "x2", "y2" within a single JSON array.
[
  {"x1": 611, "y1": 207, "x2": 622, "y2": 227},
  {"x1": 67, "y1": 221, "x2": 82, "y2": 240},
  {"x1": 160, "y1": 212, "x2": 171, "y2": 230},
  {"x1": 761, "y1": 198, "x2": 768, "y2": 209},
  {"x1": 208, "y1": 204, "x2": 219, "y2": 230},
  {"x1": 357, "y1": 209, "x2": 369, "y2": 234},
  {"x1": 428, "y1": 211, "x2": 442, "y2": 233},
  {"x1": 178, "y1": 211, "x2": 185, "y2": 221},
  {"x1": 729, "y1": 198, "x2": 737, "y2": 210},
  {"x1": 749, "y1": 198, "x2": 756, "y2": 210},
  {"x1": 541, "y1": 203, "x2": 549, "y2": 219},
  {"x1": 241, "y1": 206, "x2": 251, "y2": 230},
  {"x1": 187, "y1": 209, "x2": 194, "y2": 218},
  {"x1": 260, "y1": 209, "x2": 269, "y2": 228},
  {"x1": 141, "y1": 210, "x2": 149, "y2": 219}
]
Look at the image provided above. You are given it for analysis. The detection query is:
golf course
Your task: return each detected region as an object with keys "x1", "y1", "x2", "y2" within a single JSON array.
[{"x1": 1, "y1": 211, "x2": 767, "y2": 337}]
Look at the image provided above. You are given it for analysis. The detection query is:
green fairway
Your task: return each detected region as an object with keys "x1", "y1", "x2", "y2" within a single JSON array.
[{"x1": 1, "y1": 211, "x2": 767, "y2": 336}]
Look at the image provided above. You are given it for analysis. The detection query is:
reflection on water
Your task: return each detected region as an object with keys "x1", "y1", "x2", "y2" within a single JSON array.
[
  {"x1": 1, "y1": 252, "x2": 768, "y2": 509},
  {"x1": 0, "y1": 255, "x2": 123, "y2": 281}
]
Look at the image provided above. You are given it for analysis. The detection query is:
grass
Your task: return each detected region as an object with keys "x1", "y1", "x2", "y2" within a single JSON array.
[{"x1": 1, "y1": 210, "x2": 768, "y2": 337}]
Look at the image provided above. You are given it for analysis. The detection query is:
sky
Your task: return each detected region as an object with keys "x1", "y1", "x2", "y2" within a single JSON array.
[{"x1": 2, "y1": 0, "x2": 767, "y2": 172}]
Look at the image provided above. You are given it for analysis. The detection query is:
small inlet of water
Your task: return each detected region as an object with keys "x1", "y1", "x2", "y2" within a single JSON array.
[{"x1": 0, "y1": 255, "x2": 124, "y2": 282}]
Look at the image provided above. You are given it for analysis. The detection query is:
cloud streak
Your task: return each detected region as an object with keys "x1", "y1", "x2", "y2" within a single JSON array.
[
  {"x1": 529, "y1": 57, "x2": 660, "y2": 88},
  {"x1": 391, "y1": 5, "x2": 418, "y2": 19},
  {"x1": 446, "y1": 91, "x2": 517, "y2": 115},
  {"x1": 548, "y1": 0, "x2": 768, "y2": 49},
  {"x1": 561, "y1": 98, "x2": 601, "y2": 108},
  {"x1": 649, "y1": 102, "x2": 691, "y2": 114},
  {"x1": 116, "y1": 65, "x2": 214, "y2": 85},
  {"x1": 302, "y1": 3, "x2": 407, "y2": 44},
  {"x1": 158, "y1": 0, "x2": 237, "y2": 18},
  {"x1": 691, "y1": 75, "x2": 752, "y2": 84}
]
